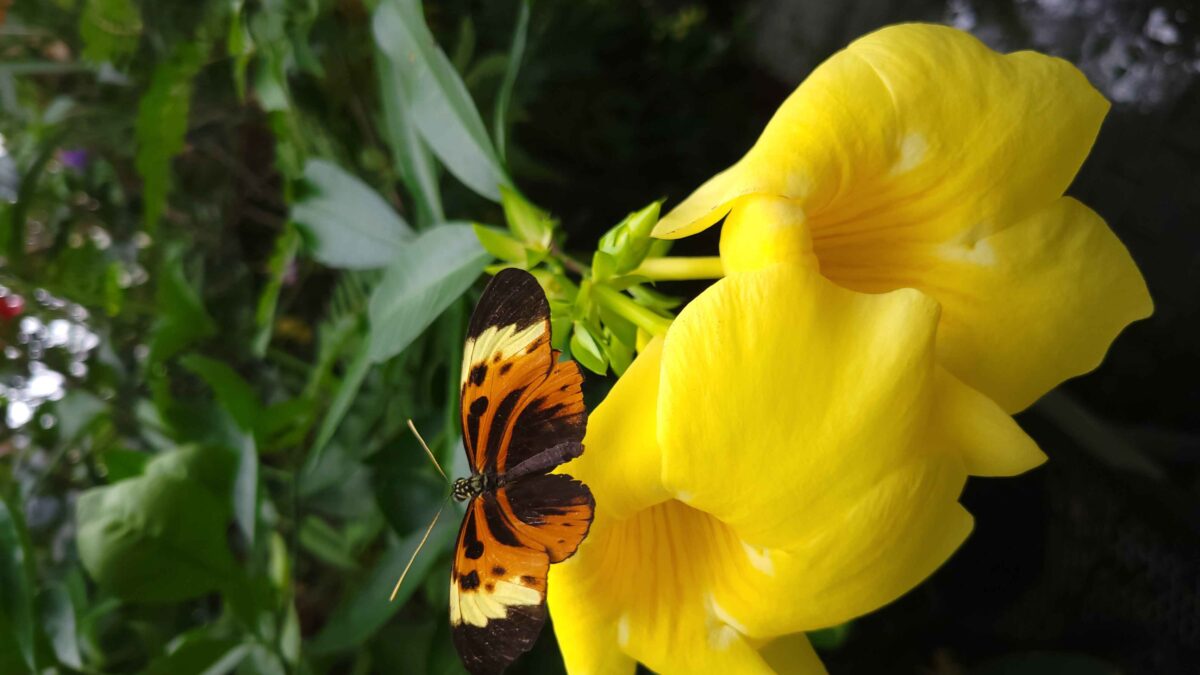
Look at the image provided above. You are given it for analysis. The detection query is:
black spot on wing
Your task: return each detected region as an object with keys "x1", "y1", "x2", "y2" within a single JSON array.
[
  {"x1": 466, "y1": 268, "x2": 549, "y2": 340},
  {"x1": 465, "y1": 540, "x2": 484, "y2": 559},
  {"x1": 469, "y1": 396, "x2": 489, "y2": 417},
  {"x1": 469, "y1": 363, "x2": 488, "y2": 387},
  {"x1": 499, "y1": 362, "x2": 513, "y2": 375},
  {"x1": 460, "y1": 570, "x2": 480, "y2": 590},
  {"x1": 492, "y1": 565, "x2": 506, "y2": 576}
]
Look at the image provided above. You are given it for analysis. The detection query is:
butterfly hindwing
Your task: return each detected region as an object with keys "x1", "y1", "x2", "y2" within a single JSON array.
[{"x1": 450, "y1": 495, "x2": 549, "y2": 675}]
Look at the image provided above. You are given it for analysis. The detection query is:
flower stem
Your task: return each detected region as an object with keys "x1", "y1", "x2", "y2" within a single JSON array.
[
  {"x1": 591, "y1": 283, "x2": 672, "y2": 337},
  {"x1": 632, "y1": 256, "x2": 724, "y2": 281}
]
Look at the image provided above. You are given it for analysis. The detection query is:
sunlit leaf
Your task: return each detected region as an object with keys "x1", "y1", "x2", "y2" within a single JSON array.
[
  {"x1": 373, "y1": 0, "x2": 512, "y2": 201},
  {"x1": 376, "y1": 44, "x2": 444, "y2": 226},
  {"x1": 292, "y1": 159, "x2": 414, "y2": 269},
  {"x1": 367, "y1": 223, "x2": 491, "y2": 363}
]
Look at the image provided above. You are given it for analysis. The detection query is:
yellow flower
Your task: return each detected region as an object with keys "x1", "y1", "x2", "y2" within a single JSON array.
[
  {"x1": 549, "y1": 264, "x2": 1041, "y2": 673},
  {"x1": 547, "y1": 24, "x2": 1151, "y2": 674},
  {"x1": 654, "y1": 23, "x2": 1151, "y2": 414}
]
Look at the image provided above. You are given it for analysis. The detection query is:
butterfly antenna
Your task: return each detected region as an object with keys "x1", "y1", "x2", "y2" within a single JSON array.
[
  {"x1": 408, "y1": 419, "x2": 448, "y2": 482},
  {"x1": 389, "y1": 502, "x2": 445, "y2": 602}
]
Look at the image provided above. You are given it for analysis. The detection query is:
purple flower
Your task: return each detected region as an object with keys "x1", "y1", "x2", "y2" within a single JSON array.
[{"x1": 58, "y1": 148, "x2": 89, "y2": 172}]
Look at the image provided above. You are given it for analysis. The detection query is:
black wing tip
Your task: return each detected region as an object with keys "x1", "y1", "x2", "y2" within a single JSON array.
[{"x1": 468, "y1": 268, "x2": 550, "y2": 340}]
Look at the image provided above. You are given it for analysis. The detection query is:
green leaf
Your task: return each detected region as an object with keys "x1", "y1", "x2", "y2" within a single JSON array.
[
  {"x1": 136, "y1": 44, "x2": 205, "y2": 232},
  {"x1": 298, "y1": 516, "x2": 359, "y2": 571},
  {"x1": 570, "y1": 321, "x2": 608, "y2": 375},
  {"x1": 253, "y1": 224, "x2": 300, "y2": 356},
  {"x1": 76, "y1": 445, "x2": 239, "y2": 603},
  {"x1": 367, "y1": 223, "x2": 491, "y2": 363},
  {"x1": 309, "y1": 334, "x2": 371, "y2": 462},
  {"x1": 144, "y1": 630, "x2": 248, "y2": 675},
  {"x1": 596, "y1": 200, "x2": 662, "y2": 276},
  {"x1": 373, "y1": 0, "x2": 512, "y2": 201},
  {"x1": 602, "y1": 328, "x2": 634, "y2": 376},
  {"x1": 79, "y1": 0, "x2": 143, "y2": 64},
  {"x1": 375, "y1": 44, "x2": 444, "y2": 226},
  {"x1": 0, "y1": 495, "x2": 36, "y2": 672},
  {"x1": 499, "y1": 185, "x2": 553, "y2": 250},
  {"x1": 472, "y1": 223, "x2": 525, "y2": 263},
  {"x1": 308, "y1": 514, "x2": 458, "y2": 655},
  {"x1": 38, "y1": 583, "x2": 82, "y2": 670},
  {"x1": 179, "y1": 355, "x2": 261, "y2": 431},
  {"x1": 292, "y1": 159, "x2": 414, "y2": 269},
  {"x1": 493, "y1": 0, "x2": 530, "y2": 161},
  {"x1": 149, "y1": 247, "x2": 215, "y2": 363}
]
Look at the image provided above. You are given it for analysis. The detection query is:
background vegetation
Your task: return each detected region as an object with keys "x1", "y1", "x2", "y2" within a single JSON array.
[{"x1": 1, "y1": 0, "x2": 1197, "y2": 673}]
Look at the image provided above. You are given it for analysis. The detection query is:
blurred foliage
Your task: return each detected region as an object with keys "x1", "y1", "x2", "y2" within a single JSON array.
[{"x1": 0, "y1": 0, "x2": 688, "y2": 672}]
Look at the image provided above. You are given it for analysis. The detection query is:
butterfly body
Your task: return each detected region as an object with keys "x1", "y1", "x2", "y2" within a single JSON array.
[{"x1": 448, "y1": 268, "x2": 594, "y2": 674}]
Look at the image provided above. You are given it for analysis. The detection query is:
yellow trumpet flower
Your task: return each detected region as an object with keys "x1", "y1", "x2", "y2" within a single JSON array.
[{"x1": 548, "y1": 23, "x2": 1150, "y2": 674}]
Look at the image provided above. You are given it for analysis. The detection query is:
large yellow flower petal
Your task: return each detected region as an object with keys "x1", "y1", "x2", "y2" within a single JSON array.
[
  {"x1": 659, "y1": 264, "x2": 944, "y2": 548},
  {"x1": 897, "y1": 199, "x2": 1151, "y2": 412},
  {"x1": 654, "y1": 23, "x2": 1106, "y2": 242},
  {"x1": 552, "y1": 500, "x2": 822, "y2": 675},
  {"x1": 656, "y1": 24, "x2": 1149, "y2": 410}
]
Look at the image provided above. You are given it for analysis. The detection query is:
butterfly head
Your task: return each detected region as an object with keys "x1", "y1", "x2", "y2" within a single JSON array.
[{"x1": 452, "y1": 474, "x2": 491, "y2": 502}]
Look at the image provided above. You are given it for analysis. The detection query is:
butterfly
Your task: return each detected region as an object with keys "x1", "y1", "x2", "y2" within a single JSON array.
[{"x1": 391, "y1": 268, "x2": 594, "y2": 674}]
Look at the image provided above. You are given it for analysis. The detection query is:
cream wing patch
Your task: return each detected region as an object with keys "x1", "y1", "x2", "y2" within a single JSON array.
[
  {"x1": 460, "y1": 321, "x2": 546, "y2": 384},
  {"x1": 451, "y1": 577, "x2": 544, "y2": 628}
]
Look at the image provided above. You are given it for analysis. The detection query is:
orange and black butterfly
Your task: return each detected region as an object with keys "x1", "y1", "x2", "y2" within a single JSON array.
[{"x1": 394, "y1": 268, "x2": 594, "y2": 674}]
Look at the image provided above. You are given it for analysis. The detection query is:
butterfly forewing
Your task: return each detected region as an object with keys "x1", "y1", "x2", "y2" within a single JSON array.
[{"x1": 450, "y1": 269, "x2": 595, "y2": 675}]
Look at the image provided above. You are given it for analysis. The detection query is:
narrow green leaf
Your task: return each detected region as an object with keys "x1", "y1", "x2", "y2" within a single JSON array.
[
  {"x1": 373, "y1": 0, "x2": 512, "y2": 201},
  {"x1": 135, "y1": 44, "x2": 205, "y2": 232},
  {"x1": 472, "y1": 223, "x2": 525, "y2": 263},
  {"x1": 309, "y1": 334, "x2": 372, "y2": 462},
  {"x1": 298, "y1": 516, "x2": 359, "y2": 571},
  {"x1": 367, "y1": 223, "x2": 491, "y2": 363},
  {"x1": 253, "y1": 223, "x2": 300, "y2": 356},
  {"x1": 499, "y1": 185, "x2": 553, "y2": 249},
  {"x1": 308, "y1": 514, "x2": 458, "y2": 655},
  {"x1": 375, "y1": 44, "x2": 444, "y2": 226},
  {"x1": 0, "y1": 496, "x2": 36, "y2": 672},
  {"x1": 144, "y1": 631, "x2": 248, "y2": 675},
  {"x1": 570, "y1": 321, "x2": 608, "y2": 375},
  {"x1": 292, "y1": 159, "x2": 413, "y2": 269},
  {"x1": 38, "y1": 584, "x2": 82, "y2": 670},
  {"x1": 493, "y1": 0, "x2": 530, "y2": 161}
]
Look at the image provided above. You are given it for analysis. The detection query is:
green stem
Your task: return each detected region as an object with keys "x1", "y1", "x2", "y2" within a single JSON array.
[
  {"x1": 633, "y1": 256, "x2": 724, "y2": 281},
  {"x1": 591, "y1": 284, "x2": 672, "y2": 337}
]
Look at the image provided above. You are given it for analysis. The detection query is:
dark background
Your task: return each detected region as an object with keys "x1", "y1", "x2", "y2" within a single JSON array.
[{"x1": 496, "y1": 0, "x2": 1200, "y2": 672}]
